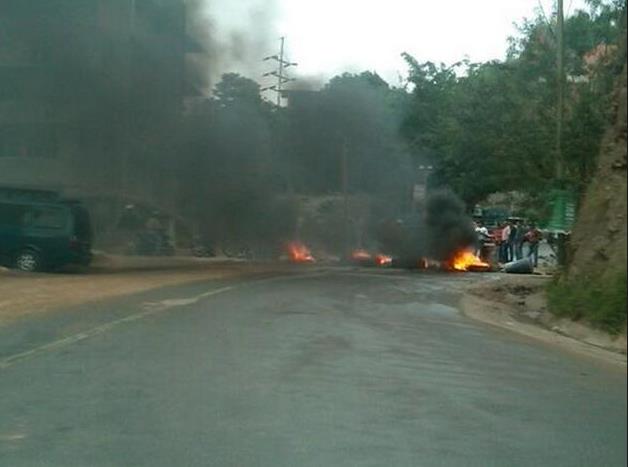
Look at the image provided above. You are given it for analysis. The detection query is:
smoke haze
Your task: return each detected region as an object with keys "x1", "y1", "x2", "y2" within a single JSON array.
[
  {"x1": 2, "y1": 1, "x2": 477, "y2": 263},
  {"x1": 186, "y1": 0, "x2": 280, "y2": 93}
]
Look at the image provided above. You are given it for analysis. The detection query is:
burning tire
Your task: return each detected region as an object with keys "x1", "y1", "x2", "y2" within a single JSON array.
[
  {"x1": 449, "y1": 249, "x2": 492, "y2": 272},
  {"x1": 348, "y1": 249, "x2": 393, "y2": 267},
  {"x1": 286, "y1": 242, "x2": 315, "y2": 263}
]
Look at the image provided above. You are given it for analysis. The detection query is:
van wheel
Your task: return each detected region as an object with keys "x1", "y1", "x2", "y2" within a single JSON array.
[{"x1": 15, "y1": 250, "x2": 42, "y2": 272}]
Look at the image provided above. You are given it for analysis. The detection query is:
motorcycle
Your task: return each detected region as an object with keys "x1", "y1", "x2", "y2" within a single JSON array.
[
  {"x1": 191, "y1": 237, "x2": 216, "y2": 258},
  {"x1": 130, "y1": 229, "x2": 174, "y2": 256}
]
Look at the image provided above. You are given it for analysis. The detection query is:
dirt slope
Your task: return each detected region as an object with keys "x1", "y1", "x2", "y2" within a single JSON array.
[{"x1": 568, "y1": 65, "x2": 627, "y2": 280}]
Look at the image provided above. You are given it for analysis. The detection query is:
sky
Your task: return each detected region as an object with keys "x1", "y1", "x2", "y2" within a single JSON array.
[
  {"x1": 206, "y1": 0, "x2": 590, "y2": 88},
  {"x1": 275, "y1": 0, "x2": 589, "y2": 85}
]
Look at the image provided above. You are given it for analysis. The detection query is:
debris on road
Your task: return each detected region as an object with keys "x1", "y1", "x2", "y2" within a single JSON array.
[{"x1": 503, "y1": 257, "x2": 535, "y2": 274}]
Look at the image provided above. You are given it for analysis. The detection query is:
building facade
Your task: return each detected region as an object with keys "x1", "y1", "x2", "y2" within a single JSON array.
[{"x1": 0, "y1": 0, "x2": 193, "y2": 201}]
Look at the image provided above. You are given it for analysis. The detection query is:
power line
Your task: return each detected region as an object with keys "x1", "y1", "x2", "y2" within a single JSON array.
[{"x1": 261, "y1": 37, "x2": 297, "y2": 106}]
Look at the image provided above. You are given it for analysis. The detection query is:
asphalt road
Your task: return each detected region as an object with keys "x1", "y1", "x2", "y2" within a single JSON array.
[{"x1": 0, "y1": 268, "x2": 626, "y2": 467}]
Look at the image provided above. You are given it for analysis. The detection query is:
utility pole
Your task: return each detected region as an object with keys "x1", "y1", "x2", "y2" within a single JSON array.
[
  {"x1": 262, "y1": 37, "x2": 297, "y2": 107},
  {"x1": 262, "y1": 38, "x2": 298, "y2": 240},
  {"x1": 555, "y1": 0, "x2": 565, "y2": 182},
  {"x1": 341, "y1": 138, "x2": 351, "y2": 253}
]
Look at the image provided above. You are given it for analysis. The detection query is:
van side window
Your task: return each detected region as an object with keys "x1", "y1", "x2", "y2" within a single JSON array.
[
  {"x1": 0, "y1": 203, "x2": 27, "y2": 227},
  {"x1": 23, "y1": 207, "x2": 68, "y2": 229}
]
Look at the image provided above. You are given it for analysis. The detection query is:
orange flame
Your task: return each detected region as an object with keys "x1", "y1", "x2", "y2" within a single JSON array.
[
  {"x1": 450, "y1": 249, "x2": 490, "y2": 272},
  {"x1": 374, "y1": 254, "x2": 393, "y2": 266},
  {"x1": 352, "y1": 249, "x2": 372, "y2": 261},
  {"x1": 287, "y1": 241, "x2": 315, "y2": 263}
]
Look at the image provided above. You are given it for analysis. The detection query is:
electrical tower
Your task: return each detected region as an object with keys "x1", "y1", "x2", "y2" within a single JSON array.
[{"x1": 262, "y1": 37, "x2": 297, "y2": 106}]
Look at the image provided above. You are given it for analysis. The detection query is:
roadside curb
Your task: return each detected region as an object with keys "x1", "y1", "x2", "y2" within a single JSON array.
[{"x1": 460, "y1": 290, "x2": 627, "y2": 370}]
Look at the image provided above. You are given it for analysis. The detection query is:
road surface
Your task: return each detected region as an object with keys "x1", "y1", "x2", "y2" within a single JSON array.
[{"x1": 0, "y1": 268, "x2": 626, "y2": 466}]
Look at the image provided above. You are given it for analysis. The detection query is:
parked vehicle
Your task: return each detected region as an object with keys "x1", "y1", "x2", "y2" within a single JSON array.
[
  {"x1": 128, "y1": 229, "x2": 174, "y2": 256},
  {"x1": 0, "y1": 188, "x2": 92, "y2": 272},
  {"x1": 191, "y1": 236, "x2": 216, "y2": 258}
]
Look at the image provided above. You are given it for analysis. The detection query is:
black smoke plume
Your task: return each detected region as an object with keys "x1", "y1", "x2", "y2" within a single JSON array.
[
  {"x1": 424, "y1": 189, "x2": 476, "y2": 261},
  {"x1": 377, "y1": 190, "x2": 476, "y2": 266}
]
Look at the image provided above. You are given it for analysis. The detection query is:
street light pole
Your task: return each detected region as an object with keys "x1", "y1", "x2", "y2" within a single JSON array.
[{"x1": 341, "y1": 138, "x2": 350, "y2": 253}]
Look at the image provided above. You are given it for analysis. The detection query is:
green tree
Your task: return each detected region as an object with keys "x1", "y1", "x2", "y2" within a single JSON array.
[
  {"x1": 212, "y1": 72, "x2": 263, "y2": 108},
  {"x1": 283, "y1": 71, "x2": 412, "y2": 203},
  {"x1": 401, "y1": 0, "x2": 626, "y2": 208}
]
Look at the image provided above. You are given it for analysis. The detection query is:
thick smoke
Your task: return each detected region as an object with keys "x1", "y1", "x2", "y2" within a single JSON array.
[
  {"x1": 2, "y1": 0, "x2": 285, "y2": 246},
  {"x1": 3, "y1": 1, "x2": 475, "y2": 260},
  {"x1": 285, "y1": 74, "x2": 326, "y2": 92},
  {"x1": 423, "y1": 190, "x2": 476, "y2": 261},
  {"x1": 377, "y1": 190, "x2": 476, "y2": 265},
  {"x1": 186, "y1": 0, "x2": 279, "y2": 93}
]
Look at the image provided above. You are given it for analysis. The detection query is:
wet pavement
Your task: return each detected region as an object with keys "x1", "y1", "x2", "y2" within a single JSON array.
[{"x1": 0, "y1": 269, "x2": 625, "y2": 466}]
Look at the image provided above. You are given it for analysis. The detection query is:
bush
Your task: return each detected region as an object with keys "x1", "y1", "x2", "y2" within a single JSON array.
[{"x1": 548, "y1": 270, "x2": 627, "y2": 334}]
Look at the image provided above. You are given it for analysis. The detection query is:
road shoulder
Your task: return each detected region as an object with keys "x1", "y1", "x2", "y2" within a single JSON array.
[
  {"x1": 0, "y1": 256, "x2": 297, "y2": 327},
  {"x1": 460, "y1": 274, "x2": 627, "y2": 369}
]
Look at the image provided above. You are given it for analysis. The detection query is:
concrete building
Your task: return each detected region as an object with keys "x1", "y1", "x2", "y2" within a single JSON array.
[{"x1": 0, "y1": 0, "x2": 195, "y2": 202}]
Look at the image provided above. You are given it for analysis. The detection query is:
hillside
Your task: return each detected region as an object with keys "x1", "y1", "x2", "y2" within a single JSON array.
[
  {"x1": 569, "y1": 65, "x2": 627, "y2": 278},
  {"x1": 550, "y1": 64, "x2": 627, "y2": 333}
]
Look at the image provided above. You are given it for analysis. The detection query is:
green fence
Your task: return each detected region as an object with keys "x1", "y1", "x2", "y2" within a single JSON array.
[{"x1": 545, "y1": 189, "x2": 577, "y2": 233}]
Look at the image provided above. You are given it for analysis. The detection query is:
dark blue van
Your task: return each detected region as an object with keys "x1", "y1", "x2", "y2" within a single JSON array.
[{"x1": 0, "y1": 188, "x2": 92, "y2": 272}]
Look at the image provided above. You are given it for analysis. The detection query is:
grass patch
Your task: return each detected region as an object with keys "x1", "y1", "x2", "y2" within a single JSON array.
[{"x1": 548, "y1": 270, "x2": 627, "y2": 335}]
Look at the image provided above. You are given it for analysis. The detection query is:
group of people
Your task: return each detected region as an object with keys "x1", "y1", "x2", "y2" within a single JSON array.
[
  {"x1": 499, "y1": 220, "x2": 543, "y2": 266},
  {"x1": 474, "y1": 219, "x2": 543, "y2": 267}
]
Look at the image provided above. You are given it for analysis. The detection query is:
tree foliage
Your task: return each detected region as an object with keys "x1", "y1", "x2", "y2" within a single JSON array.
[
  {"x1": 401, "y1": 0, "x2": 626, "y2": 206},
  {"x1": 170, "y1": 1, "x2": 625, "y2": 242},
  {"x1": 281, "y1": 71, "x2": 412, "y2": 205}
]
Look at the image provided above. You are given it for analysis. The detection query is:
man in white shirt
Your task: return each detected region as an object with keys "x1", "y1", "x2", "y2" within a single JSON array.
[{"x1": 474, "y1": 221, "x2": 490, "y2": 257}]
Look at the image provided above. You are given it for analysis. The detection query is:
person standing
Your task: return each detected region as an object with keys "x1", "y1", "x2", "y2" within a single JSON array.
[
  {"x1": 475, "y1": 221, "x2": 490, "y2": 258},
  {"x1": 508, "y1": 220, "x2": 518, "y2": 263},
  {"x1": 500, "y1": 221, "x2": 511, "y2": 263},
  {"x1": 525, "y1": 224, "x2": 542, "y2": 267},
  {"x1": 514, "y1": 221, "x2": 525, "y2": 260}
]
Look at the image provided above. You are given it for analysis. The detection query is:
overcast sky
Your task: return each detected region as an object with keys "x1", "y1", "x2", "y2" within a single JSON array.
[
  {"x1": 205, "y1": 0, "x2": 590, "y2": 88},
  {"x1": 273, "y1": 0, "x2": 589, "y2": 85}
]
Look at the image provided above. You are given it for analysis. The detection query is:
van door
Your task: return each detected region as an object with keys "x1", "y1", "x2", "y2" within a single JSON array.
[
  {"x1": 0, "y1": 202, "x2": 27, "y2": 265},
  {"x1": 22, "y1": 205, "x2": 72, "y2": 267},
  {"x1": 70, "y1": 205, "x2": 93, "y2": 264}
]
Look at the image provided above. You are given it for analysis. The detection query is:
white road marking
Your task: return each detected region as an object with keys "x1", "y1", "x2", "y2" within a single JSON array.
[
  {"x1": 0, "y1": 286, "x2": 235, "y2": 370},
  {"x1": 244, "y1": 271, "x2": 330, "y2": 286},
  {"x1": 0, "y1": 272, "x2": 328, "y2": 371},
  {"x1": 199, "y1": 286, "x2": 236, "y2": 298},
  {"x1": 0, "y1": 433, "x2": 27, "y2": 442}
]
